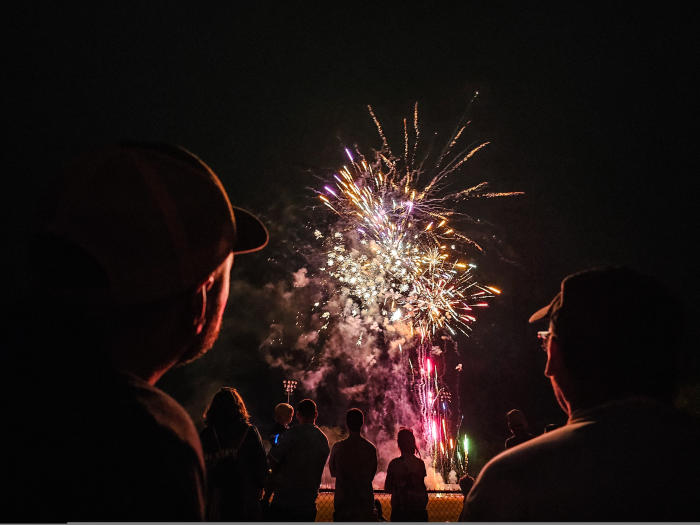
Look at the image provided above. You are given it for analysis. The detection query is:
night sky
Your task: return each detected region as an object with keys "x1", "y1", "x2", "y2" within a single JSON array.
[{"x1": 7, "y1": 4, "x2": 697, "y2": 471}]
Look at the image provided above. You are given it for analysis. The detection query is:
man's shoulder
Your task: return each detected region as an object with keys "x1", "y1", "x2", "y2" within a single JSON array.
[
  {"x1": 481, "y1": 424, "x2": 582, "y2": 478},
  {"x1": 120, "y1": 374, "x2": 203, "y2": 461},
  {"x1": 282, "y1": 423, "x2": 329, "y2": 446},
  {"x1": 332, "y1": 435, "x2": 349, "y2": 448},
  {"x1": 312, "y1": 424, "x2": 330, "y2": 444},
  {"x1": 410, "y1": 455, "x2": 427, "y2": 473},
  {"x1": 465, "y1": 402, "x2": 700, "y2": 521},
  {"x1": 387, "y1": 455, "x2": 416, "y2": 470},
  {"x1": 462, "y1": 428, "x2": 580, "y2": 521},
  {"x1": 386, "y1": 457, "x2": 401, "y2": 470},
  {"x1": 359, "y1": 434, "x2": 377, "y2": 450},
  {"x1": 334, "y1": 434, "x2": 376, "y2": 454}
]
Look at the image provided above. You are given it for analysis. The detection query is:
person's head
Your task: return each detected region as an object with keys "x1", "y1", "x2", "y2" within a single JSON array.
[
  {"x1": 30, "y1": 143, "x2": 268, "y2": 384},
  {"x1": 346, "y1": 408, "x2": 364, "y2": 433},
  {"x1": 204, "y1": 387, "x2": 250, "y2": 430},
  {"x1": 458, "y1": 474, "x2": 475, "y2": 495},
  {"x1": 530, "y1": 266, "x2": 683, "y2": 415},
  {"x1": 296, "y1": 398, "x2": 318, "y2": 424},
  {"x1": 397, "y1": 427, "x2": 418, "y2": 457},
  {"x1": 506, "y1": 409, "x2": 528, "y2": 433},
  {"x1": 274, "y1": 403, "x2": 294, "y2": 426}
]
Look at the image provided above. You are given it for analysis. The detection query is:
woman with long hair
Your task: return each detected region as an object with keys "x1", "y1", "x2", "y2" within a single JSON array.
[
  {"x1": 384, "y1": 427, "x2": 429, "y2": 521},
  {"x1": 200, "y1": 387, "x2": 267, "y2": 521}
]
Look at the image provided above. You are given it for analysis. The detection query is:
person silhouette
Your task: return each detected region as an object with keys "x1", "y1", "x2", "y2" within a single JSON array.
[
  {"x1": 329, "y1": 408, "x2": 378, "y2": 521},
  {"x1": 384, "y1": 428, "x2": 429, "y2": 522},
  {"x1": 461, "y1": 267, "x2": 700, "y2": 521},
  {"x1": 200, "y1": 387, "x2": 267, "y2": 521},
  {"x1": 504, "y1": 409, "x2": 535, "y2": 449},
  {"x1": 268, "y1": 398, "x2": 330, "y2": 521},
  {"x1": 4, "y1": 143, "x2": 268, "y2": 521},
  {"x1": 262, "y1": 402, "x2": 295, "y2": 513}
]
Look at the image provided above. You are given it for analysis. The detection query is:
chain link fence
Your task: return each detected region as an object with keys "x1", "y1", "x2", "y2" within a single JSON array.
[{"x1": 315, "y1": 489, "x2": 464, "y2": 522}]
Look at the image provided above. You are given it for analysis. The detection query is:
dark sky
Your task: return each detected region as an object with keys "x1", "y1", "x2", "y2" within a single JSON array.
[{"x1": 7, "y1": 4, "x2": 697, "y2": 464}]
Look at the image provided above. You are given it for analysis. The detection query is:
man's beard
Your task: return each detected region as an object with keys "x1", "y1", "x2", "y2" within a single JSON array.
[
  {"x1": 550, "y1": 377, "x2": 571, "y2": 418},
  {"x1": 176, "y1": 313, "x2": 223, "y2": 366}
]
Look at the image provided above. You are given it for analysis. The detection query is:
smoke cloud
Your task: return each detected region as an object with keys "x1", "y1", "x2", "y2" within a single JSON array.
[{"x1": 251, "y1": 254, "x2": 459, "y2": 489}]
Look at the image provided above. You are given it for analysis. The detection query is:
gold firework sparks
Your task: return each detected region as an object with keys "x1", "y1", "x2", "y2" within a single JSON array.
[{"x1": 315, "y1": 101, "x2": 521, "y2": 340}]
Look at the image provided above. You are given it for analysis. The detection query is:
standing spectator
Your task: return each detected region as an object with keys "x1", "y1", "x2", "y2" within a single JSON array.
[
  {"x1": 269, "y1": 402, "x2": 295, "y2": 447},
  {"x1": 461, "y1": 267, "x2": 700, "y2": 521},
  {"x1": 504, "y1": 409, "x2": 535, "y2": 449},
  {"x1": 262, "y1": 402, "x2": 295, "y2": 513},
  {"x1": 4, "y1": 143, "x2": 268, "y2": 521},
  {"x1": 458, "y1": 473, "x2": 475, "y2": 497},
  {"x1": 269, "y1": 398, "x2": 330, "y2": 521},
  {"x1": 384, "y1": 428, "x2": 429, "y2": 522},
  {"x1": 457, "y1": 473, "x2": 475, "y2": 520},
  {"x1": 329, "y1": 408, "x2": 378, "y2": 521},
  {"x1": 200, "y1": 387, "x2": 267, "y2": 521}
]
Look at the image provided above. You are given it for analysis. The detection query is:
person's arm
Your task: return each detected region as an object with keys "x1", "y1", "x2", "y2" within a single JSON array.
[
  {"x1": 249, "y1": 426, "x2": 268, "y2": 490},
  {"x1": 459, "y1": 466, "x2": 522, "y2": 521},
  {"x1": 319, "y1": 434, "x2": 331, "y2": 476},
  {"x1": 419, "y1": 459, "x2": 429, "y2": 506},
  {"x1": 117, "y1": 433, "x2": 206, "y2": 521},
  {"x1": 329, "y1": 443, "x2": 338, "y2": 478},
  {"x1": 384, "y1": 460, "x2": 394, "y2": 493},
  {"x1": 369, "y1": 445, "x2": 378, "y2": 483}
]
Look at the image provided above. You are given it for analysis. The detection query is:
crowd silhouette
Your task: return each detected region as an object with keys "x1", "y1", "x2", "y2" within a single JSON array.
[{"x1": 4, "y1": 143, "x2": 698, "y2": 522}]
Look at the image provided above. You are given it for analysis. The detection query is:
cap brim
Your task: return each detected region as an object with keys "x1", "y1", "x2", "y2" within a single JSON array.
[
  {"x1": 232, "y1": 207, "x2": 269, "y2": 255},
  {"x1": 528, "y1": 292, "x2": 560, "y2": 323}
]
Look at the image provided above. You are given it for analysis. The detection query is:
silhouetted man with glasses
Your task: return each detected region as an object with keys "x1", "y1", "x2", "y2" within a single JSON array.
[{"x1": 461, "y1": 267, "x2": 699, "y2": 521}]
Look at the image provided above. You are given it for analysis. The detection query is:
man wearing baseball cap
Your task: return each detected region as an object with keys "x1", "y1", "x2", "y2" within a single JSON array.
[
  {"x1": 460, "y1": 266, "x2": 699, "y2": 521},
  {"x1": 5, "y1": 143, "x2": 268, "y2": 521}
]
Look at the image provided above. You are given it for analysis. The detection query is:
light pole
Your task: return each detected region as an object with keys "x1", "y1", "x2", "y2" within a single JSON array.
[
  {"x1": 282, "y1": 379, "x2": 298, "y2": 404},
  {"x1": 438, "y1": 390, "x2": 452, "y2": 410}
]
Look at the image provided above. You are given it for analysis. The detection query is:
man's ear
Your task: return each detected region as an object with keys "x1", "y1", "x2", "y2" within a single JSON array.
[{"x1": 193, "y1": 274, "x2": 215, "y2": 335}]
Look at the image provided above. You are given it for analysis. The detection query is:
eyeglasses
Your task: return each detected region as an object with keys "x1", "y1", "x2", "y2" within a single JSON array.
[{"x1": 537, "y1": 330, "x2": 552, "y2": 351}]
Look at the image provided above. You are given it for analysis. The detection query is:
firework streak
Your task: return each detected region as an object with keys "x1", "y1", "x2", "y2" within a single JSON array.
[{"x1": 312, "y1": 100, "x2": 522, "y2": 480}]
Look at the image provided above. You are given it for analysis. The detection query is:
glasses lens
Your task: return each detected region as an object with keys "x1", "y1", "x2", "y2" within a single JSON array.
[{"x1": 537, "y1": 331, "x2": 550, "y2": 350}]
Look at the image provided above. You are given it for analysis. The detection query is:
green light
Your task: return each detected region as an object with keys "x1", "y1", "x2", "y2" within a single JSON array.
[{"x1": 463, "y1": 435, "x2": 469, "y2": 454}]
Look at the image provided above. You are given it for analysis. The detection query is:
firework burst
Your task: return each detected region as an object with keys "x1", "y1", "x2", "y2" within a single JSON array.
[{"x1": 315, "y1": 101, "x2": 519, "y2": 341}]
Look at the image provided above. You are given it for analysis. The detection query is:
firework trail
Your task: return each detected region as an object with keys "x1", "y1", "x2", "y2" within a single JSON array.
[{"x1": 306, "y1": 99, "x2": 523, "y2": 481}]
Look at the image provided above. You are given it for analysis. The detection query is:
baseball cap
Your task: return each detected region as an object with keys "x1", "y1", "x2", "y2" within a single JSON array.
[
  {"x1": 44, "y1": 142, "x2": 268, "y2": 304},
  {"x1": 528, "y1": 266, "x2": 667, "y2": 340}
]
